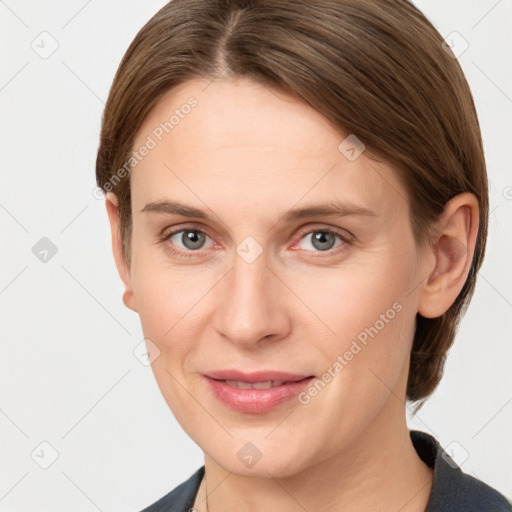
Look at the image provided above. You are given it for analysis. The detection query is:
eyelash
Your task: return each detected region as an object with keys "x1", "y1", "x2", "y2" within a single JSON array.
[{"x1": 158, "y1": 225, "x2": 352, "y2": 260}]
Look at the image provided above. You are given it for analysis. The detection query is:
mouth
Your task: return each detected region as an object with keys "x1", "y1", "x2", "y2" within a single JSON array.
[
  {"x1": 203, "y1": 372, "x2": 316, "y2": 414},
  {"x1": 204, "y1": 369, "x2": 313, "y2": 383},
  {"x1": 217, "y1": 378, "x2": 309, "y2": 389}
]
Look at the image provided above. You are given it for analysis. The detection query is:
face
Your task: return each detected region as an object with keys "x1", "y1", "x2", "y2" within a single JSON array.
[{"x1": 111, "y1": 77, "x2": 431, "y2": 477}]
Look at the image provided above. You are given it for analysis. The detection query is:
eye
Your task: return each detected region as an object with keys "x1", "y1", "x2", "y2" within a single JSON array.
[
  {"x1": 294, "y1": 227, "x2": 350, "y2": 254},
  {"x1": 160, "y1": 228, "x2": 214, "y2": 258},
  {"x1": 159, "y1": 225, "x2": 351, "y2": 259}
]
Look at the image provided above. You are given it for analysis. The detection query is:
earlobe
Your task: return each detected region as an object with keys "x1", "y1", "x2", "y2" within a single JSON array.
[
  {"x1": 105, "y1": 192, "x2": 137, "y2": 313},
  {"x1": 418, "y1": 194, "x2": 479, "y2": 319}
]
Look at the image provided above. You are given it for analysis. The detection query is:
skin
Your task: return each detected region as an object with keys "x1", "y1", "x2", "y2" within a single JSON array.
[{"x1": 105, "y1": 76, "x2": 479, "y2": 512}]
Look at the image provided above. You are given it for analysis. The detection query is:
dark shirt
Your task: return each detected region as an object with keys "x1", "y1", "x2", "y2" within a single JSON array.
[{"x1": 141, "y1": 430, "x2": 511, "y2": 511}]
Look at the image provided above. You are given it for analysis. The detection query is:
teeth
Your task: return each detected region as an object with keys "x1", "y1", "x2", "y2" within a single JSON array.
[{"x1": 224, "y1": 380, "x2": 286, "y2": 389}]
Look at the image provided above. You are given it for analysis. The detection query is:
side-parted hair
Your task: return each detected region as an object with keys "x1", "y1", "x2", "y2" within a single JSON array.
[{"x1": 96, "y1": 0, "x2": 488, "y2": 405}]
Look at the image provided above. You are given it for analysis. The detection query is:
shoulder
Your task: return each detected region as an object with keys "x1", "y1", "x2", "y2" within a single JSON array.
[
  {"x1": 410, "y1": 430, "x2": 511, "y2": 512},
  {"x1": 139, "y1": 466, "x2": 205, "y2": 512}
]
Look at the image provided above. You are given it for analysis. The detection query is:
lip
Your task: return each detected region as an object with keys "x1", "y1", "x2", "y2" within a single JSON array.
[
  {"x1": 203, "y1": 370, "x2": 316, "y2": 414},
  {"x1": 205, "y1": 369, "x2": 311, "y2": 383}
]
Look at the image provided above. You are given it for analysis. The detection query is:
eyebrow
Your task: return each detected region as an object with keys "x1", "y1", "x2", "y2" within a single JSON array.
[{"x1": 140, "y1": 199, "x2": 377, "y2": 222}]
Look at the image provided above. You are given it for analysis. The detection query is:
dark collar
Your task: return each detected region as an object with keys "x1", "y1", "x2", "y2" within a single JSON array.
[
  {"x1": 141, "y1": 431, "x2": 510, "y2": 511},
  {"x1": 410, "y1": 430, "x2": 510, "y2": 511}
]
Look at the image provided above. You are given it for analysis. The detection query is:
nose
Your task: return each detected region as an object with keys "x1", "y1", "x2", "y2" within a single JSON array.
[{"x1": 213, "y1": 249, "x2": 291, "y2": 348}]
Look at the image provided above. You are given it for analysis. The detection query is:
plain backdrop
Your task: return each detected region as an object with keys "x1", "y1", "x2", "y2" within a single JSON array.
[{"x1": 0, "y1": 1, "x2": 511, "y2": 510}]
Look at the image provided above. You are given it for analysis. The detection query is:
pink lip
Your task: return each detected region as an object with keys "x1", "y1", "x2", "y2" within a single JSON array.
[{"x1": 203, "y1": 370, "x2": 315, "y2": 414}]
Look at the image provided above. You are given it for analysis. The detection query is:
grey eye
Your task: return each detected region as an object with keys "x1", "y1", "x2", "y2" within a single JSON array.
[
  {"x1": 298, "y1": 230, "x2": 344, "y2": 252},
  {"x1": 310, "y1": 232, "x2": 337, "y2": 251},
  {"x1": 173, "y1": 230, "x2": 208, "y2": 250}
]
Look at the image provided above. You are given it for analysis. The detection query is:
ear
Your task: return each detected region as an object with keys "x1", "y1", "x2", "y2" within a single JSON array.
[
  {"x1": 418, "y1": 192, "x2": 479, "y2": 319},
  {"x1": 105, "y1": 192, "x2": 137, "y2": 313}
]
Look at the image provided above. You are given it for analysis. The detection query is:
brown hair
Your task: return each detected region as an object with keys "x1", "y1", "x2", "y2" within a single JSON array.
[{"x1": 96, "y1": 0, "x2": 488, "y2": 405}]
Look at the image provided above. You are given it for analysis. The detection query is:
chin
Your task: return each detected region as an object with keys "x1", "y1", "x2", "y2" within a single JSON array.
[{"x1": 201, "y1": 435, "x2": 314, "y2": 479}]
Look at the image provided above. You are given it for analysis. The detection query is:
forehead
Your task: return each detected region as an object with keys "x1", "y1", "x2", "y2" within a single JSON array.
[
  {"x1": 130, "y1": 77, "x2": 408, "y2": 219},
  {"x1": 135, "y1": 77, "x2": 342, "y2": 162}
]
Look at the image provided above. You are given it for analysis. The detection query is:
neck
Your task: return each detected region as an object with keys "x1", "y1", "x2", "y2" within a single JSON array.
[{"x1": 197, "y1": 393, "x2": 433, "y2": 512}]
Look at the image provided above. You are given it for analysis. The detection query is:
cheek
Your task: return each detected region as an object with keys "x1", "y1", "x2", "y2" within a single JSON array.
[
  {"x1": 130, "y1": 263, "x2": 208, "y2": 423},
  {"x1": 133, "y1": 272, "x2": 201, "y2": 350},
  {"x1": 292, "y1": 287, "x2": 416, "y2": 454},
  {"x1": 130, "y1": 250, "x2": 182, "y2": 338},
  {"x1": 291, "y1": 247, "x2": 418, "y2": 393},
  {"x1": 292, "y1": 250, "x2": 416, "y2": 342}
]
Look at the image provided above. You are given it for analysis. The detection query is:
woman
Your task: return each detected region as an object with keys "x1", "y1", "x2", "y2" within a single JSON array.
[{"x1": 96, "y1": 0, "x2": 511, "y2": 510}]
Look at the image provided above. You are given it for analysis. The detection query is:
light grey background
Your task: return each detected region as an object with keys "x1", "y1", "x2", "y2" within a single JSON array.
[{"x1": 0, "y1": 1, "x2": 511, "y2": 510}]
